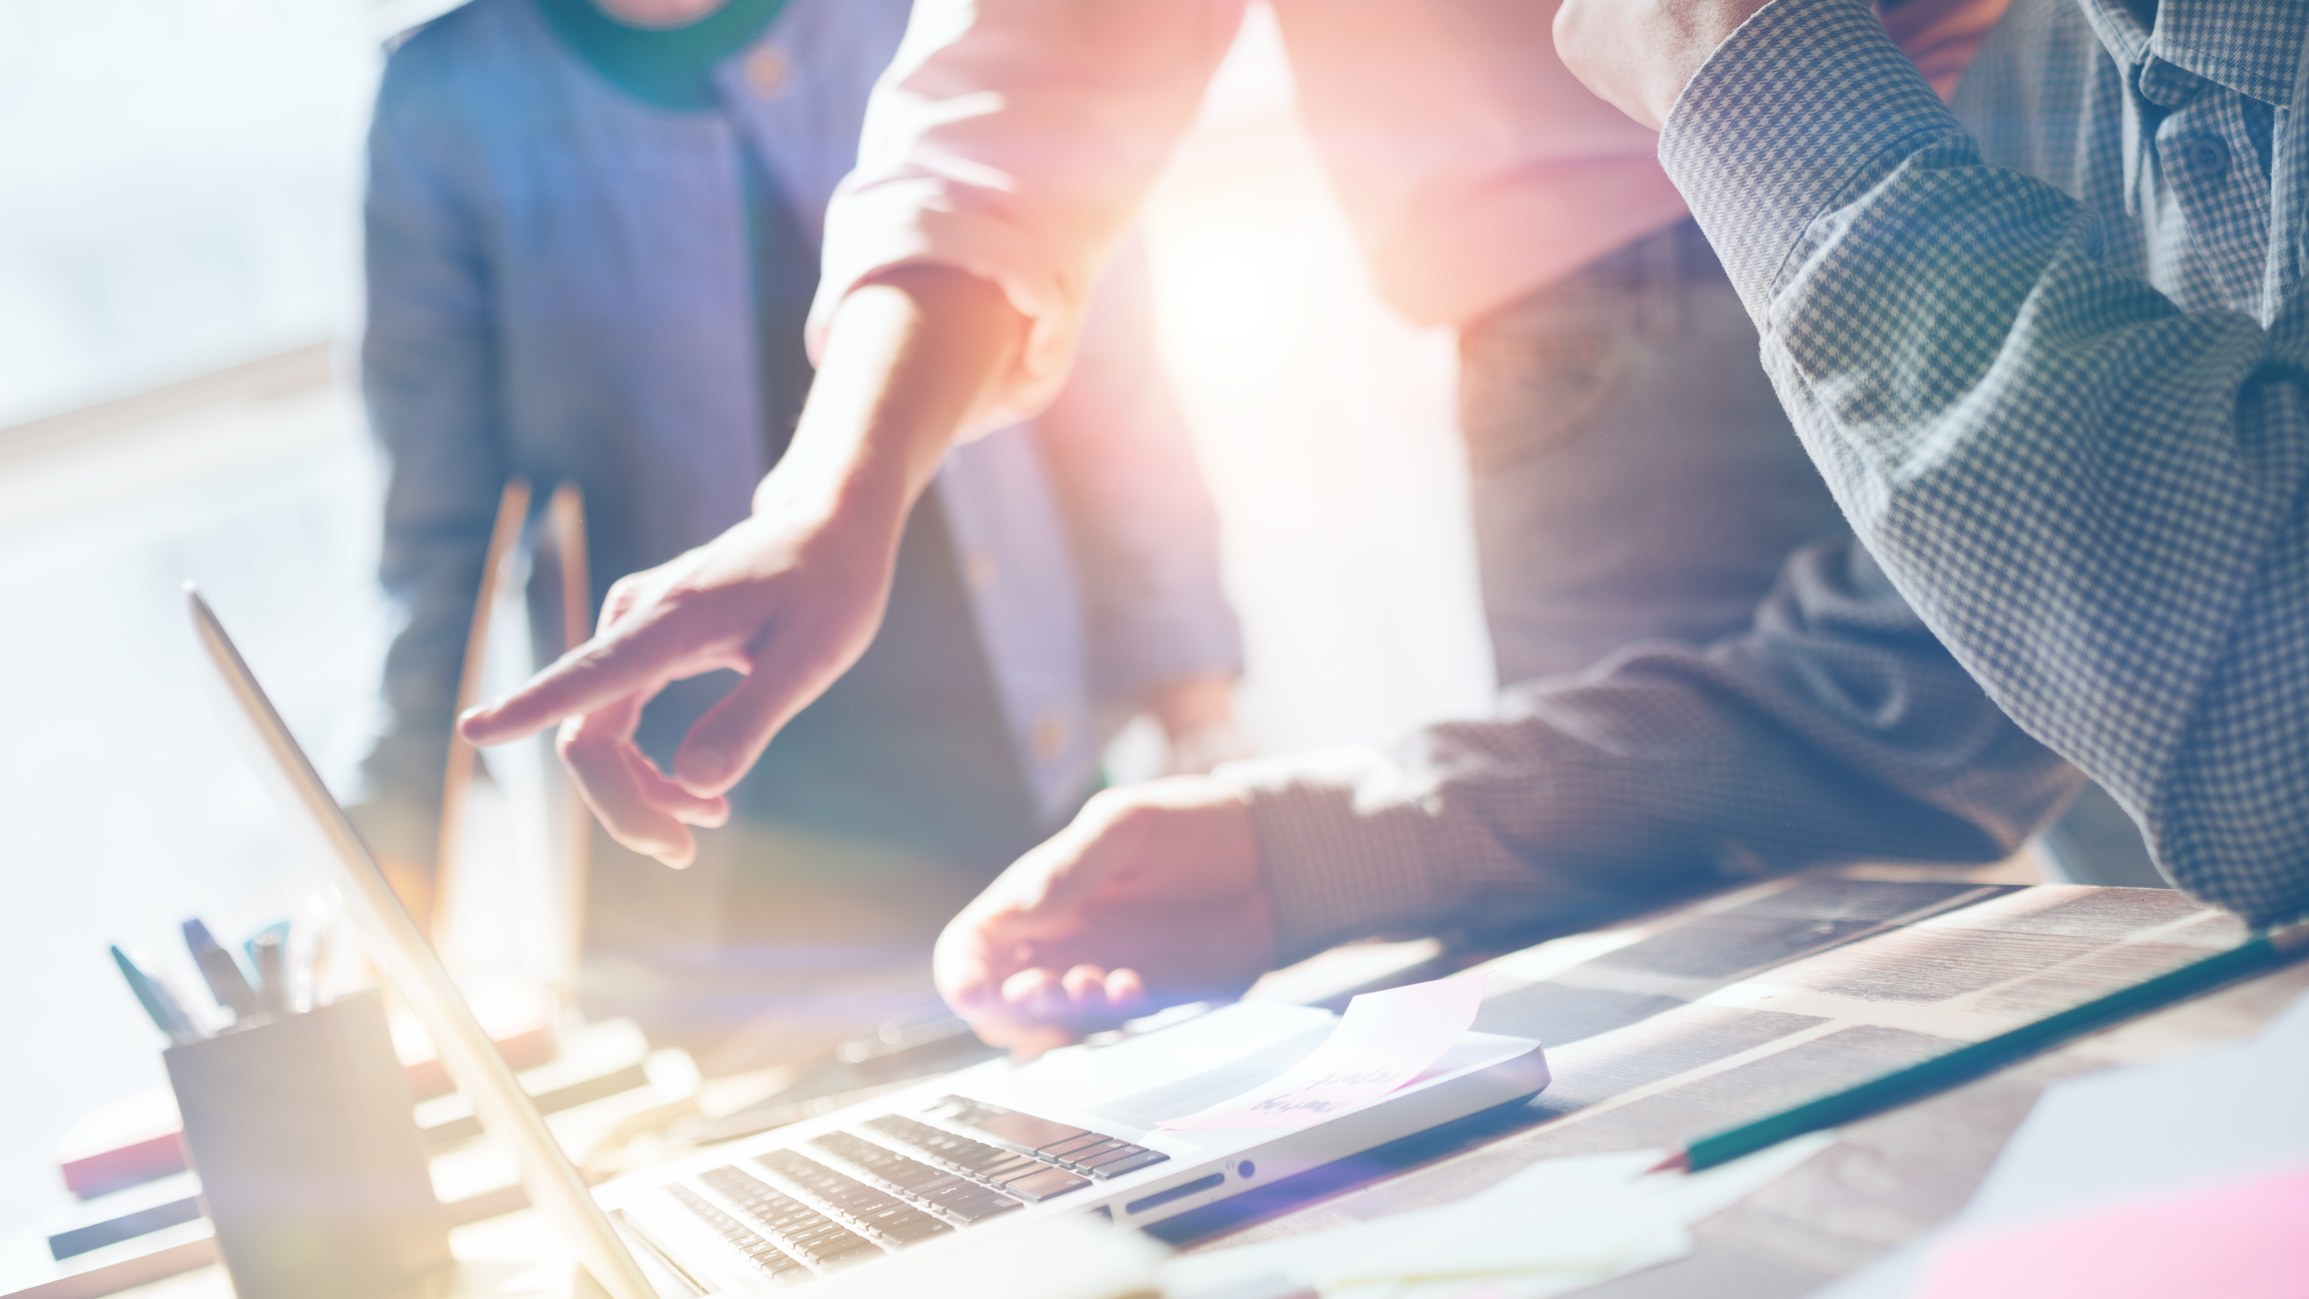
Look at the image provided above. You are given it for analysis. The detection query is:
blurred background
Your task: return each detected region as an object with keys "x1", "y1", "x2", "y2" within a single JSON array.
[{"x1": 0, "y1": 0, "x2": 1492, "y2": 1243}]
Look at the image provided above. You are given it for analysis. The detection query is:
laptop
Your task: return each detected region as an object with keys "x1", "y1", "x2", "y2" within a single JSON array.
[{"x1": 188, "y1": 588, "x2": 1549, "y2": 1296}]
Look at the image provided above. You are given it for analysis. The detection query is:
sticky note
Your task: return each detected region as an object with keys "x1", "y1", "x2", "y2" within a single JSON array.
[
  {"x1": 1918, "y1": 1162, "x2": 2309, "y2": 1299},
  {"x1": 1163, "y1": 973, "x2": 1486, "y2": 1130}
]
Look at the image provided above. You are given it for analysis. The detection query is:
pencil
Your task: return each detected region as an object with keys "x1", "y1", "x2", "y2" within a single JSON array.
[
  {"x1": 433, "y1": 475, "x2": 532, "y2": 934},
  {"x1": 1655, "y1": 922, "x2": 2308, "y2": 1174}
]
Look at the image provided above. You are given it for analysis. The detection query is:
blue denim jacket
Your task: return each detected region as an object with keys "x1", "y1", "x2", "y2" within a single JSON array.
[{"x1": 355, "y1": 0, "x2": 1240, "y2": 861}]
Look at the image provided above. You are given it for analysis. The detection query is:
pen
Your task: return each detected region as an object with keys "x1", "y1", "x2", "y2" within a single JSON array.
[
  {"x1": 245, "y1": 921, "x2": 291, "y2": 1018},
  {"x1": 183, "y1": 918, "x2": 262, "y2": 1022},
  {"x1": 110, "y1": 946, "x2": 200, "y2": 1045},
  {"x1": 1652, "y1": 922, "x2": 2309, "y2": 1174}
]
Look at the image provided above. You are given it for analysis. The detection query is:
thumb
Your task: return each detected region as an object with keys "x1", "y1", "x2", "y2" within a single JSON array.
[{"x1": 670, "y1": 630, "x2": 851, "y2": 795}]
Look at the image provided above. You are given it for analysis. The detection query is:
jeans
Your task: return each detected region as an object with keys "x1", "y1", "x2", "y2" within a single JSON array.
[
  {"x1": 1458, "y1": 219, "x2": 1845, "y2": 683},
  {"x1": 1458, "y1": 219, "x2": 2161, "y2": 887}
]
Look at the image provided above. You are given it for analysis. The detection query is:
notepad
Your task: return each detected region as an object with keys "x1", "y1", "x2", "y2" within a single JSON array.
[{"x1": 1163, "y1": 974, "x2": 1487, "y2": 1131}]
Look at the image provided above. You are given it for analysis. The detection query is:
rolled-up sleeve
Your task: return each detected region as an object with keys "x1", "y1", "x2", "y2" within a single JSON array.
[
  {"x1": 811, "y1": 0, "x2": 1247, "y2": 433},
  {"x1": 1659, "y1": 0, "x2": 2309, "y2": 924}
]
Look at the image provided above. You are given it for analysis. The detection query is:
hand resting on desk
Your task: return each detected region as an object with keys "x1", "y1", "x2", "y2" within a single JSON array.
[{"x1": 934, "y1": 776, "x2": 1277, "y2": 1060}]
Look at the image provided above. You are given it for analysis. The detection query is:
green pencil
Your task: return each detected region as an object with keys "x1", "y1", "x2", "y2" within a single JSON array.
[{"x1": 1655, "y1": 921, "x2": 2309, "y2": 1174}]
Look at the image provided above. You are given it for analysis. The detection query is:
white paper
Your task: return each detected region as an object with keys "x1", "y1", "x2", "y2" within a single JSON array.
[
  {"x1": 1162, "y1": 1133, "x2": 1833, "y2": 1299},
  {"x1": 1165, "y1": 975, "x2": 1487, "y2": 1131},
  {"x1": 1812, "y1": 982, "x2": 2309, "y2": 1299}
]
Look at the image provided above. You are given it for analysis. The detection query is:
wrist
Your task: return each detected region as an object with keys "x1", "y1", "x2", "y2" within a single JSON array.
[{"x1": 750, "y1": 430, "x2": 913, "y2": 532}]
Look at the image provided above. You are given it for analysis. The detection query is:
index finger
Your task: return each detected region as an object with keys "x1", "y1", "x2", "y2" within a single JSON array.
[{"x1": 458, "y1": 611, "x2": 693, "y2": 746}]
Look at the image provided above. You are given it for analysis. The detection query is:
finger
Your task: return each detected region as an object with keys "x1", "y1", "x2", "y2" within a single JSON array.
[
  {"x1": 1059, "y1": 966, "x2": 1144, "y2": 1033},
  {"x1": 984, "y1": 968, "x2": 1092, "y2": 1061},
  {"x1": 1060, "y1": 965, "x2": 1112, "y2": 1022},
  {"x1": 1002, "y1": 968, "x2": 1069, "y2": 1023},
  {"x1": 1103, "y1": 967, "x2": 1147, "y2": 1019},
  {"x1": 556, "y1": 693, "x2": 725, "y2": 820},
  {"x1": 557, "y1": 707, "x2": 701, "y2": 868},
  {"x1": 461, "y1": 607, "x2": 704, "y2": 746},
  {"x1": 671, "y1": 631, "x2": 851, "y2": 796},
  {"x1": 596, "y1": 571, "x2": 654, "y2": 637},
  {"x1": 944, "y1": 965, "x2": 1062, "y2": 1053}
]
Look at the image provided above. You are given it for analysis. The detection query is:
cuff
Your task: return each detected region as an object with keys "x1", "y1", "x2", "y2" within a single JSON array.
[
  {"x1": 1658, "y1": 0, "x2": 1962, "y2": 311},
  {"x1": 1218, "y1": 748, "x2": 1459, "y2": 967},
  {"x1": 811, "y1": 177, "x2": 1090, "y2": 439}
]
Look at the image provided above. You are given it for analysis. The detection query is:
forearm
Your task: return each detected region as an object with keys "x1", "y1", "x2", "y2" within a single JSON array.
[
  {"x1": 1660, "y1": 0, "x2": 2309, "y2": 922},
  {"x1": 764, "y1": 266, "x2": 1025, "y2": 536},
  {"x1": 814, "y1": 0, "x2": 1244, "y2": 428},
  {"x1": 1225, "y1": 539, "x2": 2082, "y2": 963}
]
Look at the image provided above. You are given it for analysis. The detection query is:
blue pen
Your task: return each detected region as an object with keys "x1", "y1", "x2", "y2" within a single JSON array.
[{"x1": 110, "y1": 946, "x2": 200, "y2": 1045}]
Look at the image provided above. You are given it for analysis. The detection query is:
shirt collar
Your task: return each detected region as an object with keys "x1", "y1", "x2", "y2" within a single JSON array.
[{"x1": 2077, "y1": 0, "x2": 2307, "y2": 107}]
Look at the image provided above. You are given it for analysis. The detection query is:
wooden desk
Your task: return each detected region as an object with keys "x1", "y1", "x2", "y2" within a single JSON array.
[
  {"x1": 106, "y1": 881, "x2": 2309, "y2": 1299},
  {"x1": 1166, "y1": 951, "x2": 2309, "y2": 1298}
]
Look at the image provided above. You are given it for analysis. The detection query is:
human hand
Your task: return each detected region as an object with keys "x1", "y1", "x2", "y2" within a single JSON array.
[
  {"x1": 1554, "y1": 0, "x2": 1772, "y2": 130},
  {"x1": 934, "y1": 776, "x2": 1276, "y2": 1059},
  {"x1": 456, "y1": 268, "x2": 1022, "y2": 867},
  {"x1": 457, "y1": 497, "x2": 901, "y2": 868}
]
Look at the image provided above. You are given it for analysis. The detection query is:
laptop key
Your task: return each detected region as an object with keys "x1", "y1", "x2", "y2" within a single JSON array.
[
  {"x1": 663, "y1": 1182, "x2": 811, "y2": 1286},
  {"x1": 1083, "y1": 1148, "x2": 1170, "y2": 1179},
  {"x1": 1038, "y1": 1133, "x2": 1110, "y2": 1160},
  {"x1": 863, "y1": 1115, "x2": 1052, "y2": 1190},
  {"x1": 999, "y1": 1165, "x2": 1092, "y2": 1202},
  {"x1": 914, "y1": 1178, "x2": 1025, "y2": 1224},
  {"x1": 866, "y1": 1117, "x2": 1021, "y2": 1173},
  {"x1": 812, "y1": 1132, "x2": 997, "y2": 1207},
  {"x1": 952, "y1": 1108, "x2": 1088, "y2": 1153},
  {"x1": 1053, "y1": 1138, "x2": 1128, "y2": 1168},
  {"x1": 697, "y1": 1166, "x2": 888, "y2": 1271},
  {"x1": 756, "y1": 1150, "x2": 955, "y2": 1249}
]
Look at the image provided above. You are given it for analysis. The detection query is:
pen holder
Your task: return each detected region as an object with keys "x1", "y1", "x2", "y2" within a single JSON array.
[{"x1": 164, "y1": 988, "x2": 451, "y2": 1299}]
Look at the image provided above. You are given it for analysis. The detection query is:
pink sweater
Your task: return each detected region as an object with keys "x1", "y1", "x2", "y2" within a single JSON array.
[{"x1": 810, "y1": 0, "x2": 2010, "y2": 429}]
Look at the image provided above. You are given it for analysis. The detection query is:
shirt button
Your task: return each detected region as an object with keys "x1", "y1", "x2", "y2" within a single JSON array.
[
  {"x1": 965, "y1": 550, "x2": 999, "y2": 594},
  {"x1": 2179, "y1": 134, "x2": 2230, "y2": 178},
  {"x1": 745, "y1": 47, "x2": 790, "y2": 100},
  {"x1": 1031, "y1": 711, "x2": 1070, "y2": 765}
]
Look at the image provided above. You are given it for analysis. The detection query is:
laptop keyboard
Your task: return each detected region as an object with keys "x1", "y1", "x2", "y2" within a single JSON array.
[
  {"x1": 665, "y1": 1097, "x2": 1171, "y2": 1283},
  {"x1": 755, "y1": 1150, "x2": 954, "y2": 1246},
  {"x1": 906, "y1": 1096, "x2": 1172, "y2": 1181},
  {"x1": 811, "y1": 1132, "x2": 1026, "y2": 1223},
  {"x1": 661, "y1": 1182, "x2": 812, "y2": 1287},
  {"x1": 697, "y1": 1165, "x2": 887, "y2": 1272}
]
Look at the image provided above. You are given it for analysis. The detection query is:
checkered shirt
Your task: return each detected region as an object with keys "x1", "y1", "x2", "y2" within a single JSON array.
[
  {"x1": 1652, "y1": 0, "x2": 2309, "y2": 926},
  {"x1": 1224, "y1": 0, "x2": 2309, "y2": 963}
]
